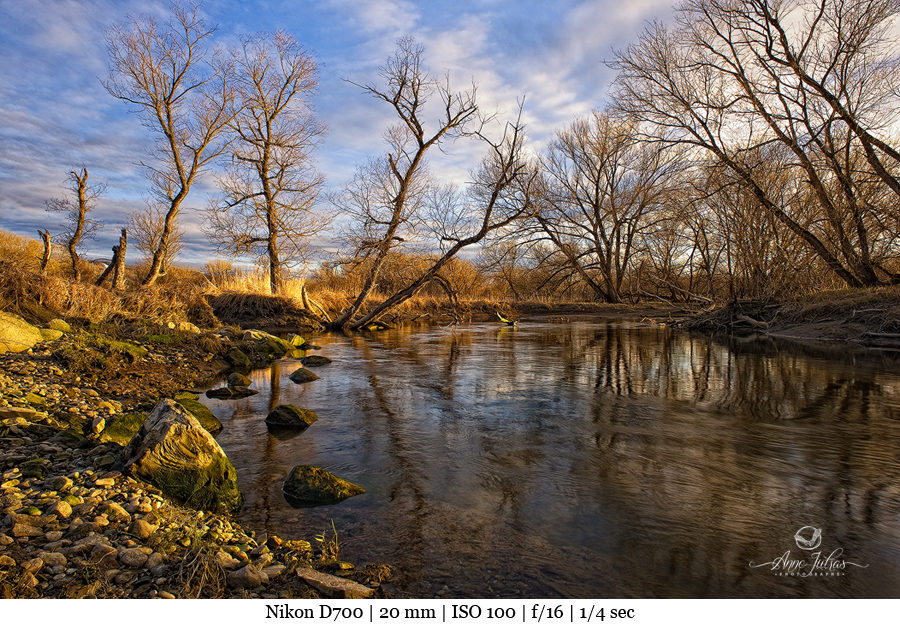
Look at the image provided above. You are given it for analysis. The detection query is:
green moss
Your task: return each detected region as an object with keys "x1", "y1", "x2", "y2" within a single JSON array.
[
  {"x1": 177, "y1": 399, "x2": 223, "y2": 433},
  {"x1": 146, "y1": 334, "x2": 186, "y2": 345},
  {"x1": 282, "y1": 465, "x2": 364, "y2": 507},
  {"x1": 101, "y1": 413, "x2": 148, "y2": 446},
  {"x1": 146, "y1": 455, "x2": 243, "y2": 514}
]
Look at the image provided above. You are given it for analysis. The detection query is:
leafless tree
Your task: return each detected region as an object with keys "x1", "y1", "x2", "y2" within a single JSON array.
[
  {"x1": 128, "y1": 204, "x2": 184, "y2": 274},
  {"x1": 611, "y1": 0, "x2": 900, "y2": 288},
  {"x1": 104, "y1": 2, "x2": 237, "y2": 286},
  {"x1": 532, "y1": 112, "x2": 681, "y2": 303},
  {"x1": 329, "y1": 37, "x2": 482, "y2": 329},
  {"x1": 45, "y1": 167, "x2": 105, "y2": 281},
  {"x1": 205, "y1": 31, "x2": 326, "y2": 295}
]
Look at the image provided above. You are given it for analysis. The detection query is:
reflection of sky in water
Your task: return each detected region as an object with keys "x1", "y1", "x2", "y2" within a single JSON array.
[{"x1": 205, "y1": 322, "x2": 900, "y2": 598}]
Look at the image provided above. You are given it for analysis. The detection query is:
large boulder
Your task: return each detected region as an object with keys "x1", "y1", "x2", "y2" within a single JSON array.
[
  {"x1": 265, "y1": 405, "x2": 318, "y2": 429},
  {"x1": 282, "y1": 465, "x2": 364, "y2": 507},
  {"x1": 116, "y1": 399, "x2": 242, "y2": 513},
  {"x1": 242, "y1": 329, "x2": 295, "y2": 359},
  {"x1": 0, "y1": 311, "x2": 43, "y2": 353},
  {"x1": 177, "y1": 398, "x2": 223, "y2": 433}
]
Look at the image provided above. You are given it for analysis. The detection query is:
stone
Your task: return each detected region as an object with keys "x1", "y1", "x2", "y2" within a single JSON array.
[
  {"x1": 0, "y1": 407, "x2": 48, "y2": 421},
  {"x1": 226, "y1": 563, "x2": 268, "y2": 590},
  {"x1": 176, "y1": 399, "x2": 223, "y2": 433},
  {"x1": 288, "y1": 367, "x2": 320, "y2": 384},
  {"x1": 130, "y1": 519, "x2": 159, "y2": 540},
  {"x1": 0, "y1": 311, "x2": 43, "y2": 353},
  {"x1": 39, "y1": 328, "x2": 64, "y2": 342},
  {"x1": 282, "y1": 465, "x2": 365, "y2": 508},
  {"x1": 46, "y1": 476, "x2": 73, "y2": 492},
  {"x1": 224, "y1": 348, "x2": 251, "y2": 371},
  {"x1": 118, "y1": 548, "x2": 149, "y2": 568},
  {"x1": 38, "y1": 551, "x2": 67, "y2": 567},
  {"x1": 90, "y1": 544, "x2": 119, "y2": 569},
  {"x1": 288, "y1": 335, "x2": 306, "y2": 347},
  {"x1": 46, "y1": 500, "x2": 72, "y2": 519},
  {"x1": 205, "y1": 386, "x2": 258, "y2": 400},
  {"x1": 214, "y1": 550, "x2": 241, "y2": 570},
  {"x1": 300, "y1": 355, "x2": 333, "y2": 367},
  {"x1": 0, "y1": 534, "x2": 14, "y2": 545},
  {"x1": 21, "y1": 558, "x2": 43, "y2": 573},
  {"x1": 100, "y1": 502, "x2": 131, "y2": 522},
  {"x1": 296, "y1": 567, "x2": 374, "y2": 599},
  {"x1": 265, "y1": 405, "x2": 318, "y2": 429},
  {"x1": 226, "y1": 372, "x2": 251, "y2": 387},
  {"x1": 12, "y1": 523, "x2": 43, "y2": 537},
  {"x1": 47, "y1": 319, "x2": 72, "y2": 333},
  {"x1": 116, "y1": 399, "x2": 243, "y2": 513},
  {"x1": 0, "y1": 555, "x2": 15, "y2": 567},
  {"x1": 176, "y1": 322, "x2": 200, "y2": 334},
  {"x1": 146, "y1": 552, "x2": 164, "y2": 570}
]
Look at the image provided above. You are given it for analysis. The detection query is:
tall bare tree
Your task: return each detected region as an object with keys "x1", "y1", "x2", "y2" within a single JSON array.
[
  {"x1": 128, "y1": 204, "x2": 184, "y2": 274},
  {"x1": 104, "y1": 3, "x2": 237, "y2": 286},
  {"x1": 205, "y1": 31, "x2": 326, "y2": 294},
  {"x1": 329, "y1": 38, "x2": 481, "y2": 329},
  {"x1": 45, "y1": 167, "x2": 105, "y2": 282}
]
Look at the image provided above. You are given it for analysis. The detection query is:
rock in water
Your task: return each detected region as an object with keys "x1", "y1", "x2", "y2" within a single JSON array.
[
  {"x1": 282, "y1": 465, "x2": 364, "y2": 507},
  {"x1": 0, "y1": 311, "x2": 43, "y2": 353},
  {"x1": 265, "y1": 405, "x2": 318, "y2": 429},
  {"x1": 205, "y1": 386, "x2": 258, "y2": 399},
  {"x1": 300, "y1": 355, "x2": 333, "y2": 367},
  {"x1": 288, "y1": 367, "x2": 320, "y2": 384},
  {"x1": 116, "y1": 399, "x2": 243, "y2": 513},
  {"x1": 226, "y1": 372, "x2": 251, "y2": 387}
]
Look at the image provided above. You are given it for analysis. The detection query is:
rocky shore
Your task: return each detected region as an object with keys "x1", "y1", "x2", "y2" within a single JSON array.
[{"x1": 0, "y1": 322, "x2": 392, "y2": 599}]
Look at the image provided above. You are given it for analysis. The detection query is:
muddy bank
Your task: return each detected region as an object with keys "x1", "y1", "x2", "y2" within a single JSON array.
[
  {"x1": 677, "y1": 288, "x2": 900, "y2": 348},
  {"x1": 0, "y1": 326, "x2": 393, "y2": 599}
]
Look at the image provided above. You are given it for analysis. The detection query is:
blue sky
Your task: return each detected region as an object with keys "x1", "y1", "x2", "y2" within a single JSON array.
[{"x1": 0, "y1": 0, "x2": 674, "y2": 266}]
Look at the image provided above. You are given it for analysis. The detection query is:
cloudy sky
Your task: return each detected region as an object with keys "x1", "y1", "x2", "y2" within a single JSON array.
[{"x1": 0, "y1": 0, "x2": 674, "y2": 266}]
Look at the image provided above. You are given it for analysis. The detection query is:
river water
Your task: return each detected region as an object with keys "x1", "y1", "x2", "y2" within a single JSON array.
[{"x1": 204, "y1": 321, "x2": 900, "y2": 598}]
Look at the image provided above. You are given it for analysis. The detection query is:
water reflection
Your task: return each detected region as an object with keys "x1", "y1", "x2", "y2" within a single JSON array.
[{"x1": 205, "y1": 323, "x2": 900, "y2": 598}]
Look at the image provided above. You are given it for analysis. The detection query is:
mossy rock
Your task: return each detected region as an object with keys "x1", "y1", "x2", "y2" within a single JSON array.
[
  {"x1": 0, "y1": 311, "x2": 43, "y2": 353},
  {"x1": 205, "y1": 386, "x2": 258, "y2": 400},
  {"x1": 288, "y1": 335, "x2": 306, "y2": 347},
  {"x1": 177, "y1": 399, "x2": 223, "y2": 434},
  {"x1": 282, "y1": 465, "x2": 365, "y2": 507},
  {"x1": 47, "y1": 319, "x2": 72, "y2": 333},
  {"x1": 101, "y1": 413, "x2": 148, "y2": 446},
  {"x1": 20, "y1": 459, "x2": 50, "y2": 480},
  {"x1": 288, "y1": 367, "x2": 320, "y2": 384},
  {"x1": 118, "y1": 399, "x2": 242, "y2": 513},
  {"x1": 265, "y1": 405, "x2": 318, "y2": 429},
  {"x1": 226, "y1": 372, "x2": 251, "y2": 387},
  {"x1": 225, "y1": 348, "x2": 251, "y2": 371},
  {"x1": 40, "y1": 328, "x2": 64, "y2": 341},
  {"x1": 174, "y1": 391, "x2": 200, "y2": 401},
  {"x1": 300, "y1": 355, "x2": 333, "y2": 368}
]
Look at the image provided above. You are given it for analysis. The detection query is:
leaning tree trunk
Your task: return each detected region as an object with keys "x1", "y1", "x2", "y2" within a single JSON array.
[{"x1": 38, "y1": 229, "x2": 52, "y2": 273}]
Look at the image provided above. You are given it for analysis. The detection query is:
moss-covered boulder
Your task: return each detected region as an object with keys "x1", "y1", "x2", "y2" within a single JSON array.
[
  {"x1": 117, "y1": 399, "x2": 242, "y2": 513},
  {"x1": 265, "y1": 405, "x2": 318, "y2": 429},
  {"x1": 177, "y1": 398, "x2": 223, "y2": 433},
  {"x1": 282, "y1": 465, "x2": 364, "y2": 508},
  {"x1": 39, "y1": 328, "x2": 64, "y2": 341},
  {"x1": 0, "y1": 311, "x2": 43, "y2": 353},
  {"x1": 300, "y1": 355, "x2": 333, "y2": 368},
  {"x1": 226, "y1": 372, "x2": 251, "y2": 387},
  {"x1": 288, "y1": 367, "x2": 320, "y2": 384},
  {"x1": 47, "y1": 319, "x2": 72, "y2": 333},
  {"x1": 225, "y1": 347, "x2": 252, "y2": 371},
  {"x1": 101, "y1": 413, "x2": 148, "y2": 446},
  {"x1": 242, "y1": 329, "x2": 295, "y2": 359},
  {"x1": 206, "y1": 386, "x2": 258, "y2": 400}
]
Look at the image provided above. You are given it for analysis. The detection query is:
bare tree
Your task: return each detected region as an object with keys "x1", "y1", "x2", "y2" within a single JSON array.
[
  {"x1": 45, "y1": 167, "x2": 105, "y2": 281},
  {"x1": 329, "y1": 37, "x2": 481, "y2": 329},
  {"x1": 104, "y1": 3, "x2": 237, "y2": 286},
  {"x1": 205, "y1": 31, "x2": 326, "y2": 294},
  {"x1": 533, "y1": 112, "x2": 681, "y2": 303},
  {"x1": 611, "y1": 0, "x2": 900, "y2": 288},
  {"x1": 128, "y1": 204, "x2": 185, "y2": 274}
]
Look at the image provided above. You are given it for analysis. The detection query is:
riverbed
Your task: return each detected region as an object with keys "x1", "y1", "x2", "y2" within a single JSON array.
[{"x1": 205, "y1": 321, "x2": 900, "y2": 598}]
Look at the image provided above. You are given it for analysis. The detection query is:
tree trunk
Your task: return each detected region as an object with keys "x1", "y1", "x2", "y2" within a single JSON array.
[
  {"x1": 112, "y1": 229, "x2": 127, "y2": 290},
  {"x1": 38, "y1": 230, "x2": 52, "y2": 273}
]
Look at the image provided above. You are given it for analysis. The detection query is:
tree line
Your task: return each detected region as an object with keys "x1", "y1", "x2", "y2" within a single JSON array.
[{"x1": 39, "y1": 0, "x2": 900, "y2": 329}]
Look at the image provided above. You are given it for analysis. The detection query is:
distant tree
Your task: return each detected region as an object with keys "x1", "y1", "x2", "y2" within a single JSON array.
[
  {"x1": 104, "y1": 3, "x2": 237, "y2": 286},
  {"x1": 44, "y1": 167, "x2": 105, "y2": 282},
  {"x1": 205, "y1": 31, "x2": 326, "y2": 295},
  {"x1": 128, "y1": 204, "x2": 185, "y2": 274}
]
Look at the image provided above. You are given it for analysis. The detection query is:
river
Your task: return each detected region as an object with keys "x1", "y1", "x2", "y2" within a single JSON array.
[{"x1": 204, "y1": 321, "x2": 900, "y2": 598}]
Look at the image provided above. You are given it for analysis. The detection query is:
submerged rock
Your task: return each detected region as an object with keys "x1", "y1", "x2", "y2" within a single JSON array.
[
  {"x1": 226, "y1": 372, "x2": 251, "y2": 387},
  {"x1": 300, "y1": 355, "x2": 332, "y2": 368},
  {"x1": 206, "y1": 386, "x2": 258, "y2": 400},
  {"x1": 288, "y1": 367, "x2": 319, "y2": 384},
  {"x1": 265, "y1": 405, "x2": 318, "y2": 429},
  {"x1": 116, "y1": 399, "x2": 243, "y2": 513},
  {"x1": 282, "y1": 465, "x2": 364, "y2": 507}
]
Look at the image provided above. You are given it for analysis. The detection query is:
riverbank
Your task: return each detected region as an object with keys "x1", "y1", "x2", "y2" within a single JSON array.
[
  {"x1": 677, "y1": 286, "x2": 900, "y2": 348},
  {"x1": 0, "y1": 324, "x2": 393, "y2": 599}
]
